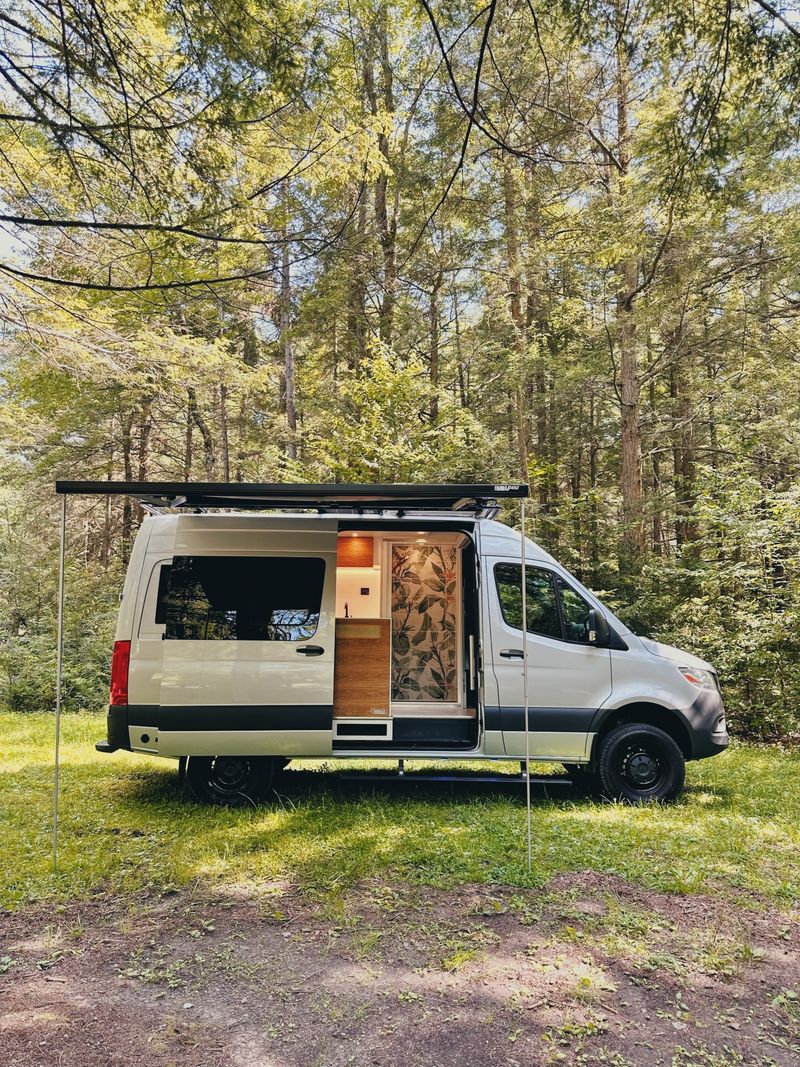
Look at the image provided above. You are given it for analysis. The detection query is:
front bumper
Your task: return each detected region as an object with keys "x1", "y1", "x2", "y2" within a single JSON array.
[{"x1": 685, "y1": 688, "x2": 729, "y2": 759}]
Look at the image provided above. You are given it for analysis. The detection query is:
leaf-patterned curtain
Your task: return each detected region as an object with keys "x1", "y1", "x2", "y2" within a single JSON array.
[{"x1": 391, "y1": 544, "x2": 458, "y2": 702}]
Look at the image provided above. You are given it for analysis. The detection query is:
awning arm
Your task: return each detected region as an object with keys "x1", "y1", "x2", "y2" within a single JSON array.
[
  {"x1": 520, "y1": 497, "x2": 531, "y2": 873},
  {"x1": 53, "y1": 494, "x2": 66, "y2": 873}
]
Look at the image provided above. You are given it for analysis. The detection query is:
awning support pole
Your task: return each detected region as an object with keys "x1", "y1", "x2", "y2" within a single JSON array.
[
  {"x1": 520, "y1": 498, "x2": 531, "y2": 873},
  {"x1": 53, "y1": 494, "x2": 66, "y2": 873}
]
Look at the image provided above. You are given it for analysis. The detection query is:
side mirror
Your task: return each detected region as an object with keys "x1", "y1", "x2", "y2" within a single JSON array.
[{"x1": 588, "y1": 608, "x2": 610, "y2": 647}]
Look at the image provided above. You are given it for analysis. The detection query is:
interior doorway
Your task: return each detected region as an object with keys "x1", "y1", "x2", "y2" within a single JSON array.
[{"x1": 332, "y1": 529, "x2": 478, "y2": 749}]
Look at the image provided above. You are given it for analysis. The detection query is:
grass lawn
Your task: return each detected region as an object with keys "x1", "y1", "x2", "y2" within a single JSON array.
[{"x1": 2, "y1": 710, "x2": 799, "y2": 912}]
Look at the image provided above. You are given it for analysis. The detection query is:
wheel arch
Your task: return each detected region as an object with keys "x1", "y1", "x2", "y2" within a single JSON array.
[{"x1": 591, "y1": 702, "x2": 692, "y2": 763}]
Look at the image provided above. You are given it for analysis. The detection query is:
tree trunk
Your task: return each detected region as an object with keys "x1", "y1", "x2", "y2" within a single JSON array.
[
  {"x1": 346, "y1": 198, "x2": 368, "y2": 369},
  {"x1": 121, "y1": 411, "x2": 134, "y2": 561},
  {"x1": 235, "y1": 397, "x2": 247, "y2": 482},
  {"x1": 502, "y1": 160, "x2": 529, "y2": 481},
  {"x1": 670, "y1": 360, "x2": 697, "y2": 549},
  {"x1": 588, "y1": 394, "x2": 599, "y2": 581},
  {"x1": 547, "y1": 377, "x2": 559, "y2": 549},
  {"x1": 99, "y1": 443, "x2": 114, "y2": 566},
  {"x1": 188, "y1": 387, "x2": 214, "y2": 477},
  {"x1": 364, "y1": 3, "x2": 396, "y2": 348},
  {"x1": 135, "y1": 397, "x2": 153, "y2": 527},
  {"x1": 453, "y1": 291, "x2": 468, "y2": 409},
  {"x1": 617, "y1": 275, "x2": 645, "y2": 571},
  {"x1": 522, "y1": 166, "x2": 554, "y2": 532},
  {"x1": 280, "y1": 186, "x2": 297, "y2": 461},
  {"x1": 183, "y1": 396, "x2": 193, "y2": 479},
  {"x1": 219, "y1": 381, "x2": 230, "y2": 481},
  {"x1": 571, "y1": 433, "x2": 582, "y2": 575},
  {"x1": 429, "y1": 268, "x2": 443, "y2": 422},
  {"x1": 613, "y1": 0, "x2": 645, "y2": 573},
  {"x1": 649, "y1": 378, "x2": 663, "y2": 554}
]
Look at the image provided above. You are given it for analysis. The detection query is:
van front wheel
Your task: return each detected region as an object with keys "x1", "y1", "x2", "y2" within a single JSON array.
[
  {"x1": 598, "y1": 724, "x2": 685, "y2": 803},
  {"x1": 186, "y1": 755, "x2": 276, "y2": 805}
]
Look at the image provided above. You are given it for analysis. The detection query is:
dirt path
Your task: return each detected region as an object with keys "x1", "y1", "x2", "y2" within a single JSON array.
[{"x1": 2, "y1": 873, "x2": 798, "y2": 1066}]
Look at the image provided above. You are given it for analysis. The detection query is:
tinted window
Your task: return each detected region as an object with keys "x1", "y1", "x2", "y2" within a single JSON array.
[
  {"x1": 494, "y1": 563, "x2": 561, "y2": 639},
  {"x1": 495, "y1": 565, "x2": 594, "y2": 644},
  {"x1": 557, "y1": 577, "x2": 591, "y2": 643},
  {"x1": 158, "y1": 556, "x2": 325, "y2": 641}
]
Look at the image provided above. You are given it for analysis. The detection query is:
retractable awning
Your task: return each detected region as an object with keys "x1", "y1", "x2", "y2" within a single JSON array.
[{"x1": 55, "y1": 480, "x2": 528, "y2": 514}]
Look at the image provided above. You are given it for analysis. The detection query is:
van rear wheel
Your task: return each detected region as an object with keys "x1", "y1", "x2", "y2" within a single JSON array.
[
  {"x1": 598, "y1": 723, "x2": 685, "y2": 803},
  {"x1": 186, "y1": 755, "x2": 276, "y2": 805}
]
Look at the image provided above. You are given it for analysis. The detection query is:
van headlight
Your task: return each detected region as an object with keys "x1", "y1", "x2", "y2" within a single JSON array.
[{"x1": 678, "y1": 666, "x2": 717, "y2": 691}]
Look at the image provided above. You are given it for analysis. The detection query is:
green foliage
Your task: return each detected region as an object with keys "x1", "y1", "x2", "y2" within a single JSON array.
[
  {"x1": 615, "y1": 479, "x2": 800, "y2": 739},
  {"x1": 0, "y1": 493, "x2": 121, "y2": 711}
]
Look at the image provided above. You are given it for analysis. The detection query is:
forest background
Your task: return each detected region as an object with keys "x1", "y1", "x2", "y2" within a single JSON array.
[{"x1": 1, "y1": 0, "x2": 799, "y2": 739}]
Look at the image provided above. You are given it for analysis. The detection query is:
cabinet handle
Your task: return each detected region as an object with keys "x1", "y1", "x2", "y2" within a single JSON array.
[{"x1": 297, "y1": 645, "x2": 324, "y2": 656}]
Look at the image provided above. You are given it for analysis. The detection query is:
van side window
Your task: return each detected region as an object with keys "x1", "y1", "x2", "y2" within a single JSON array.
[
  {"x1": 154, "y1": 564, "x2": 172, "y2": 625},
  {"x1": 158, "y1": 556, "x2": 325, "y2": 641},
  {"x1": 494, "y1": 565, "x2": 593, "y2": 644},
  {"x1": 494, "y1": 563, "x2": 561, "y2": 639},
  {"x1": 556, "y1": 577, "x2": 591, "y2": 643}
]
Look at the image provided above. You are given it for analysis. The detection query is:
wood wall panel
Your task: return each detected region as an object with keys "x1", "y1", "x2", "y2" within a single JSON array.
[{"x1": 333, "y1": 617, "x2": 390, "y2": 717}]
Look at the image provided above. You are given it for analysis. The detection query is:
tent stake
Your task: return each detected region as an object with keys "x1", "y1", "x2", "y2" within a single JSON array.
[
  {"x1": 520, "y1": 498, "x2": 531, "y2": 873},
  {"x1": 53, "y1": 494, "x2": 66, "y2": 873}
]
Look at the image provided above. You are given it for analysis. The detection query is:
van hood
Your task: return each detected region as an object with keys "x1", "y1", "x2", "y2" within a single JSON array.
[{"x1": 639, "y1": 636, "x2": 715, "y2": 673}]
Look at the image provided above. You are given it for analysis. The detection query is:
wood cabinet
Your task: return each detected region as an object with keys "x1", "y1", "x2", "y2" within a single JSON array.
[
  {"x1": 336, "y1": 536, "x2": 374, "y2": 568},
  {"x1": 333, "y1": 618, "x2": 390, "y2": 718}
]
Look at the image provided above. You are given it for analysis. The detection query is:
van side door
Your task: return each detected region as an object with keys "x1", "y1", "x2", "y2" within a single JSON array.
[
  {"x1": 484, "y1": 558, "x2": 612, "y2": 761},
  {"x1": 148, "y1": 530, "x2": 337, "y2": 758}
]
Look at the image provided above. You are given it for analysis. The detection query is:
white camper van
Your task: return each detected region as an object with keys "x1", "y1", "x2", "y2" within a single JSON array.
[{"x1": 64, "y1": 482, "x2": 728, "y2": 804}]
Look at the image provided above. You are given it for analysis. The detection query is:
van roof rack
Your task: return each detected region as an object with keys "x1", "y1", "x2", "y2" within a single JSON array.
[{"x1": 55, "y1": 480, "x2": 528, "y2": 517}]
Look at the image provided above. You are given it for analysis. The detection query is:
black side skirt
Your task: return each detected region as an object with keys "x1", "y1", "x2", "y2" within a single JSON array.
[{"x1": 107, "y1": 704, "x2": 333, "y2": 751}]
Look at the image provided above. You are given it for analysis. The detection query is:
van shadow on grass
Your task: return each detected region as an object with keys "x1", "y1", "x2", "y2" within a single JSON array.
[
  {"x1": 121, "y1": 760, "x2": 736, "y2": 812},
  {"x1": 124, "y1": 762, "x2": 583, "y2": 808},
  {"x1": 277, "y1": 764, "x2": 580, "y2": 802}
]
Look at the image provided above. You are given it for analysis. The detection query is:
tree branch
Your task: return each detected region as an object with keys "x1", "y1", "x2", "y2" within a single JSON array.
[{"x1": 750, "y1": 0, "x2": 800, "y2": 40}]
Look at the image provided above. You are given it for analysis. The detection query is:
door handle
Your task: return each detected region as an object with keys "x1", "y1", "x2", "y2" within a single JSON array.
[
  {"x1": 499, "y1": 648, "x2": 525, "y2": 659},
  {"x1": 296, "y1": 645, "x2": 324, "y2": 656}
]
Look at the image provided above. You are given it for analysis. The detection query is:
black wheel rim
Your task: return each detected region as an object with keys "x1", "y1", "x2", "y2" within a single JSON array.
[
  {"x1": 208, "y1": 756, "x2": 251, "y2": 796},
  {"x1": 620, "y1": 743, "x2": 664, "y2": 791}
]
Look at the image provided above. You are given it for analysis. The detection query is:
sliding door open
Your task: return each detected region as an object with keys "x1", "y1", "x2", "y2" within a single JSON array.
[{"x1": 156, "y1": 526, "x2": 338, "y2": 757}]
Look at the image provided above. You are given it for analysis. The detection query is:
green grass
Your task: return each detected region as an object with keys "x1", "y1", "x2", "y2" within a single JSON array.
[{"x1": 1, "y1": 711, "x2": 799, "y2": 911}]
